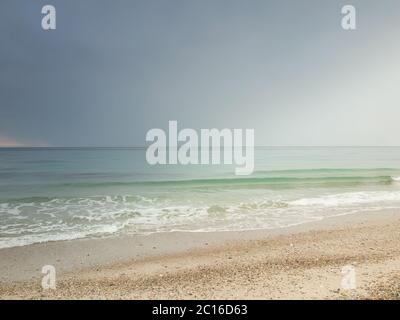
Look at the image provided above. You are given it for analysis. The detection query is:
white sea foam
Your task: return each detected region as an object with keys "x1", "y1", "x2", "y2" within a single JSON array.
[
  {"x1": 2, "y1": 188, "x2": 400, "y2": 248},
  {"x1": 0, "y1": 224, "x2": 121, "y2": 249},
  {"x1": 290, "y1": 191, "x2": 400, "y2": 207}
]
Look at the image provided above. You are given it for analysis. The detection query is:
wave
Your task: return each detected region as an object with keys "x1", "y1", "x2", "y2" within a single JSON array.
[
  {"x1": 2, "y1": 168, "x2": 400, "y2": 249},
  {"x1": 290, "y1": 190, "x2": 400, "y2": 206},
  {"x1": 56, "y1": 175, "x2": 394, "y2": 189},
  {"x1": 3, "y1": 187, "x2": 400, "y2": 248},
  {"x1": 2, "y1": 168, "x2": 399, "y2": 193}
]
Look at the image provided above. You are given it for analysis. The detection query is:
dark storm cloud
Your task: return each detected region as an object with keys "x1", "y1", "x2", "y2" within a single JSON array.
[{"x1": 1, "y1": 0, "x2": 400, "y2": 146}]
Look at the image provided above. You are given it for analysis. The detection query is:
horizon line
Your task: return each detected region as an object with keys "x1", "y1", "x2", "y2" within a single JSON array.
[{"x1": 2, "y1": 145, "x2": 400, "y2": 149}]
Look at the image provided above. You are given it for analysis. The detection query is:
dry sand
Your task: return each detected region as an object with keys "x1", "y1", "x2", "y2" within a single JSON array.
[{"x1": 1, "y1": 210, "x2": 400, "y2": 299}]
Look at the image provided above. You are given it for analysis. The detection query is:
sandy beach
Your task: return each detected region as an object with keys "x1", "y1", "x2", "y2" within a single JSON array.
[{"x1": 1, "y1": 210, "x2": 400, "y2": 300}]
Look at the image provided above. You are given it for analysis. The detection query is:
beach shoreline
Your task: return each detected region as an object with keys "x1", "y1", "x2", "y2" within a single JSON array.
[{"x1": 1, "y1": 209, "x2": 400, "y2": 299}]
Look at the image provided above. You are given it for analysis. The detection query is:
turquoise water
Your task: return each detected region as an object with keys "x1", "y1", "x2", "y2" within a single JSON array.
[{"x1": 1, "y1": 147, "x2": 400, "y2": 248}]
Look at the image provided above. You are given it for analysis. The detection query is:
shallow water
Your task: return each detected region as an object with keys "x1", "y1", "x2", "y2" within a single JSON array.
[{"x1": 1, "y1": 147, "x2": 400, "y2": 248}]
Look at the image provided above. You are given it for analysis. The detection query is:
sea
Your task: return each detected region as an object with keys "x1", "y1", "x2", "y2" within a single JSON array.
[{"x1": 1, "y1": 147, "x2": 400, "y2": 249}]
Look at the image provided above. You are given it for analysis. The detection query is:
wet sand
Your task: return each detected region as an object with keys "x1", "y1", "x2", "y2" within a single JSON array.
[{"x1": 1, "y1": 210, "x2": 400, "y2": 299}]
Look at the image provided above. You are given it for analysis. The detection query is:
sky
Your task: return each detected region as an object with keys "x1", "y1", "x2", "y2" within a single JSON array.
[{"x1": 1, "y1": 0, "x2": 400, "y2": 147}]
